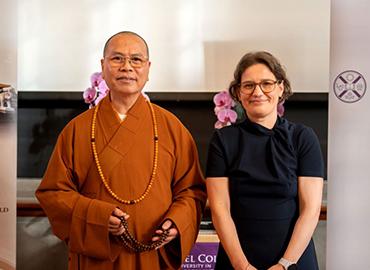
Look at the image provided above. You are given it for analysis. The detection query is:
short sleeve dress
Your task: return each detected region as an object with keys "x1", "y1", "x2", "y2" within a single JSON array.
[{"x1": 206, "y1": 117, "x2": 324, "y2": 270}]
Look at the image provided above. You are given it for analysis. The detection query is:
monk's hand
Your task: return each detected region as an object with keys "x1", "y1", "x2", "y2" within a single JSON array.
[
  {"x1": 152, "y1": 219, "x2": 178, "y2": 249},
  {"x1": 108, "y1": 208, "x2": 129, "y2": 236}
]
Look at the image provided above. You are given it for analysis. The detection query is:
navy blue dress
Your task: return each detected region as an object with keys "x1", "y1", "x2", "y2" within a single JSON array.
[{"x1": 206, "y1": 117, "x2": 324, "y2": 270}]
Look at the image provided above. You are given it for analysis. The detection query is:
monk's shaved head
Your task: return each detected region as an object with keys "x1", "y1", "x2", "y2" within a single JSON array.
[{"x1": 103, "y1": 31, "x2": 149, "y2": 58}]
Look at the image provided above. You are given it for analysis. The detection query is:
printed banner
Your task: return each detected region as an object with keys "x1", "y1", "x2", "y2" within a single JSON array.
[
  {"x1": 0, "y1": 86, "x2": 17, "y2": 270},
  {"x1": 182, "y1": 243, "x2": 219, "y2": 270},
  {"x1": 327, "y1": 0, "x2": 370, "y2": 269}
]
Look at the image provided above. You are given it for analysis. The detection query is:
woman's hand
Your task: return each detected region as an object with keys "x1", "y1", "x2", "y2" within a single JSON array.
[
  {"x1": 233, "y1": 262, "x2": 257, "y2": 270},
  {"x1": 267, "y1": 263, "x2": 285, "y2": 270},
  {"x1": 108, "y1": 208, "x2": 129, "y2": 236},
  {"x1": 152, "y1": 219, "x2": 178, "y2": 249}
]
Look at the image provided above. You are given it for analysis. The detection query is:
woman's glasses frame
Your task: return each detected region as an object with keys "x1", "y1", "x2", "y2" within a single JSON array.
[{"x1": 239, "y1": 79, "x2": 283, "y2": 95}]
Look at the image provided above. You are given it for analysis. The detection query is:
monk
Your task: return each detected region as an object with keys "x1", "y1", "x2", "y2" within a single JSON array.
[{"x1": 35, "y1": 31, "x2": 206, "y2": 270}]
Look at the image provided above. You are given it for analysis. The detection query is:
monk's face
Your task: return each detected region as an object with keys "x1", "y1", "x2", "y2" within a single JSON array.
[{"x1": 101, "y1": 34, "x2": 151, "y2": 97}]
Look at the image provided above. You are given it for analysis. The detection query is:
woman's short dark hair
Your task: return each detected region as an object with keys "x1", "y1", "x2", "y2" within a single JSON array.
[{"x1": 228, "y1": 51, "x2": 292, "y2": 102}]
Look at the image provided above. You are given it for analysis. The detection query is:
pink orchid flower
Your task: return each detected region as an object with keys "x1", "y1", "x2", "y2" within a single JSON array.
[
  {"x1": 83, "y1": 87, "x2": 97, "y2": 104},
  {"x1": 277, "y1": 101, "x2": 285, "y2": 117},
  {"x1": 217, "y1": 108, "x2": 238, "y2": 123},
  {"x1": 213, "y1": 91, "x2": 235, "y2": 108},
  {"x1": 93, "y1": 92, "x2": 105, "y2": 107},
  {"x1": 90, "y1": 72, "x2": 103, "y2": 87},
  {"x1": 214, "y1": 105, "x2": 224, "y2": 115},
  {"x1": 97, "y1": 80, "x2": 109, "y2": 94}
]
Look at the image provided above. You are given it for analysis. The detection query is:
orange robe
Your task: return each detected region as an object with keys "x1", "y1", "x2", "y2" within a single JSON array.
[{"x1": 36, "y1": 95, "x2": 206, "y2": 270}]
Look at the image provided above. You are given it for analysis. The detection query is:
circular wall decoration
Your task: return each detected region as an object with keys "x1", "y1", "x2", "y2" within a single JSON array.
[{"x1": 333, "y1": 70, "x2": 366, "y2": 103}]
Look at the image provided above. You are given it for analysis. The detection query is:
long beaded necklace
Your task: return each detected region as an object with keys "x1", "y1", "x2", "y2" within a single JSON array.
[
  {"x1": 91, "y1": 100, "x2": 168, "y2": 252},
  {"x1": 91, "y1": 99, "x2": 159, "y2": 205},
  {"x1": 117, "y1": 216, "x2": 170, "y2": 252}
]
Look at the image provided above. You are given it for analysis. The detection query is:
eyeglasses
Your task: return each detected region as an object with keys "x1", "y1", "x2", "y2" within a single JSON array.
[
  {"x1": 107, "y1": 54, "x2": 148, "y2": 68},
  {"x1": 239, "y1": 80, "x2": 282, "y2": 94}
]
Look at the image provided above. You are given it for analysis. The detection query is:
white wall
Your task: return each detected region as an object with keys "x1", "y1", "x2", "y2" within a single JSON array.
[
  {"x1": 327, "y1": 0, "x2": 370, "y2": 268},
  {"x1": 0, "y1": 1, "x2": 17, "y2": 268},
  {"x1": 17, "y1": 0, "x2": 330, "y2": 92},
  {"x1": 0, "y1": 0, "x2": 17, "y2": 87}
]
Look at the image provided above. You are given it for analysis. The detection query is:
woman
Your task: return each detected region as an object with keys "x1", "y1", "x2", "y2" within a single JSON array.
[{"x1": 206, "y1": 51, "x2": 324, "y2": 270}]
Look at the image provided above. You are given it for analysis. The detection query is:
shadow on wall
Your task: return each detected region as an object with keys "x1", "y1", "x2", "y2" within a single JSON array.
[{"x1": 18, "y1": 107, "x2": 84, "y2": 178}]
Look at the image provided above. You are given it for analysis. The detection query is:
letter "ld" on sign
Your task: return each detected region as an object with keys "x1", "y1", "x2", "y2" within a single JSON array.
[{"x1": 0, "y1": 207, "x2": 9, "y2": 213}]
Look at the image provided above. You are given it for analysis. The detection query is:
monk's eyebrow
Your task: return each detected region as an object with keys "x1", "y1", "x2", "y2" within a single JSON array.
[{"x1": 110, "y1": 52, "x2": 146, "y2": 57}]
